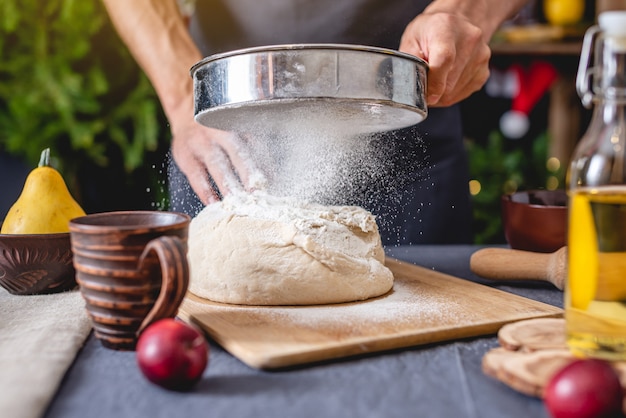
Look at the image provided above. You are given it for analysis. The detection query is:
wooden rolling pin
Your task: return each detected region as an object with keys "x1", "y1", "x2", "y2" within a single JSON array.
[{"x1": 470, "y1": 247, "x2": 567, "y2": 290}]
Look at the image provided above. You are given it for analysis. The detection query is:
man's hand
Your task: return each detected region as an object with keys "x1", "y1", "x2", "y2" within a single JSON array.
[
  {"x1": 400, "y1": 11, "x2": 491, "y2": 108},
  {"x1": 400, "y1": 0, "x2": 529, "y2": 107},
  {"x1": 169, "y1": 100, "x2": 266, "y2": 205}
]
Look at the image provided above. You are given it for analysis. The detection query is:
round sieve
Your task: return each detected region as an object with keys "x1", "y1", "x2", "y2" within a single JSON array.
[{"x1": 190, "y1": 44, "x2": 428, "y2": 136}]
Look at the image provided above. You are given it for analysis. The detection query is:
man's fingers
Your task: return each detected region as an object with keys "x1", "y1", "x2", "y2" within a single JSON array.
[
  {"x1": 205, "y1": 144, "x2": 245, "y2": 196},
  {"x1": 183, "y1": 158, "x2": 220, "y2": 205},
  {"x1": 215, "y1": 131, "x2": 269, "y2": 192}
]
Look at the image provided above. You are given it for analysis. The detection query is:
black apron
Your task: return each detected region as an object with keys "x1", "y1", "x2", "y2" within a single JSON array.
[{"x1": 169, "y1": 0, "x2": 473, "y2": 245}]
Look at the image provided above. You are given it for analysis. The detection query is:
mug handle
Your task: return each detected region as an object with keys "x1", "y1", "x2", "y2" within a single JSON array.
[{"x1": 136, "y1": 235, "x2": 189, "y2": 336}]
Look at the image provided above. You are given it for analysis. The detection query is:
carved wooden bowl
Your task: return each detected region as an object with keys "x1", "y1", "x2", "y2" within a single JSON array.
[{"x1": 0, "y1": 232, "x2": 77, "y2": 295}]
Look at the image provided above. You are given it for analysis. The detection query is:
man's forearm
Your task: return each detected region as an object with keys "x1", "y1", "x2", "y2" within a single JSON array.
[
  {"x1": 101, "y1": 0, "x2": 202, "y2": 118},
  {"x1": 423, "y1": 0, "x2": 530, "y2": 41}
]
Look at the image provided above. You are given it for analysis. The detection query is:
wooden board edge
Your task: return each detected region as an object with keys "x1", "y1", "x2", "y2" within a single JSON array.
[
  {"x1": 179, "y1": 300, "x2": 563, "y2": 370},
  {"x1": 177, "y1": 257, "x2": 565, "y2": 370},
  {"x1": 250, "y1": 311, "x2": 564, "y2": 370},
  {"x1": 385, "y1": 257, "x2": 564, "y2": 312}
]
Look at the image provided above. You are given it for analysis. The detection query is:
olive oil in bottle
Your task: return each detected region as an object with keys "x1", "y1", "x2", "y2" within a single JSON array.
[{"x1": 567, "y1": 11, "x2": 626, "y2": 361}]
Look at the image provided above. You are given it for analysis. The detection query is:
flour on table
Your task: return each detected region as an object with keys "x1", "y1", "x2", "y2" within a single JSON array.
[{"x1": 187, "y1": 191, "x2": 393, "y2": 305}]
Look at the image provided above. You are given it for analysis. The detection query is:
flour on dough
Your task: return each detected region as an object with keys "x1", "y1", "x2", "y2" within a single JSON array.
[{"x1": 187, "y1": 191, "x2": 393, "y2": 305}]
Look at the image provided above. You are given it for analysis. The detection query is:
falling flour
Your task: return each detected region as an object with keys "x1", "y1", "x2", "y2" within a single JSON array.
[
  {"x1": 236, "y1": 103, "x2": 423, "y2": 207},
  {"x1": 166, "y1": 100, "x2": 431, "y2": 247}
]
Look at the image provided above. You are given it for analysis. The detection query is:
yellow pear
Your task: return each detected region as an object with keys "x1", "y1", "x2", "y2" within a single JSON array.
[{"x1": 1, "y1": 148, "x2": 86, "y2": 234}]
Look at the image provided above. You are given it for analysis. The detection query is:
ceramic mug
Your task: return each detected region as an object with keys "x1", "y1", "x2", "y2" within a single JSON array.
[{"x1": 69, "y1": 211, "x2": 191, "y2": 350}]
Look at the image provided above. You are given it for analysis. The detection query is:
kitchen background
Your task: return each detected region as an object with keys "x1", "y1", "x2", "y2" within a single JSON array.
[{"x1": 0, "y1": 0, "x2": 618, "y2": 244}]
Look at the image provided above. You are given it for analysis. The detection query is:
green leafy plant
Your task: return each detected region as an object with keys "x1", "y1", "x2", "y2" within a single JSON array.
[
  {"x1": 467, "y1": 129, "x2": 564, "y2": 244},
  {"x1": 0, "y1": 0, "x2": 169, "y2": 212}
]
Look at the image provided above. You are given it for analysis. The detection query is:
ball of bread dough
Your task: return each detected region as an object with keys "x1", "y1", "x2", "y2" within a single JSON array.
[{"x1": 187, "y1": 191, "x2": 393, "y2": 305}]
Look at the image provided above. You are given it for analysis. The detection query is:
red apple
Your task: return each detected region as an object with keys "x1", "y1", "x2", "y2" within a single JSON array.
[
  {"x1": 136, "y1": 318, "x2": 209, "y2": 390},
  {"x1": 544, "y1": 358, "x2": 623, "y2": 418}
]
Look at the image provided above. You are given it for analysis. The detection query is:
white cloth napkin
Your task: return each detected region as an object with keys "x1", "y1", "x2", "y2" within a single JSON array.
[{"x1": 0, "y1": 288, "x2": 92, "y2": 418}]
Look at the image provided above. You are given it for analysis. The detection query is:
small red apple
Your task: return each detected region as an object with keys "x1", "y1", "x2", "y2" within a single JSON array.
[
  {"x1": 136, "y1": 318, "x2": 209, "y2": 390},
  {"x1": 544, "y1": 358, "x2": 624, "y2": 418}
]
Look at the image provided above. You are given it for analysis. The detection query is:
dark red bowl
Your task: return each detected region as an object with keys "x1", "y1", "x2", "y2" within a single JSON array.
[{"x1": 501, "y1": 190, "x2": 567, "y2": 253}]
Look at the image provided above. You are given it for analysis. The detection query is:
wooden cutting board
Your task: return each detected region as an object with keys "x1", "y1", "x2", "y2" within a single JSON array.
[{"x1": 178, "y1": 258, "x2": 563, "y2": 369}]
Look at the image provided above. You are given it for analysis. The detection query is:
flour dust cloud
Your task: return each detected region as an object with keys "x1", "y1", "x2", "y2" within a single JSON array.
[
  {"x1": 238, "y1": 105, "x2": 428, "y2": 204},
  {"x1": 164, "y1": 102, "x2": 432, "y2": 243}
]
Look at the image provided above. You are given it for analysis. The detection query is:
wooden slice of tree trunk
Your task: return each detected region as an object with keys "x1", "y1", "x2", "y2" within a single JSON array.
[
  {"x1": 483, "y1": 316, "x2": 626, "y2": 414},
  {"x1": 483, "y1": 347, "x2": 575, "y2": 397},
  {"x1": 482, "y1": 347, "x2": 526, "y2": 381},
  {"x1": 497, "y1": 317, "x2": 566, "y2": 352},
  {"x1": 501, "y1": 349, "x2": 574, "y2": 397}
]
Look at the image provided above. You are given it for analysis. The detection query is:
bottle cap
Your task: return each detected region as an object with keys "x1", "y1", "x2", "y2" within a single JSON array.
[{"x1": 599, "y1": 11, "x2": 626, "y2": 36}]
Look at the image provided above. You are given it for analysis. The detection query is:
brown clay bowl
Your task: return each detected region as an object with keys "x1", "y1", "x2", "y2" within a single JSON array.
[
  {"x1": 501, "y1": 189, "x2": 568, "y2": 253},
  {"x1": 0, "y1": 231, "x2": 77, "y2": 295}
]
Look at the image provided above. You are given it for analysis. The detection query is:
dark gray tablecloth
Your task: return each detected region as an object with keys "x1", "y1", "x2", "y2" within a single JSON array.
[{"x1": 45, "y1": 245, "x2": 563, "y2": 418}]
